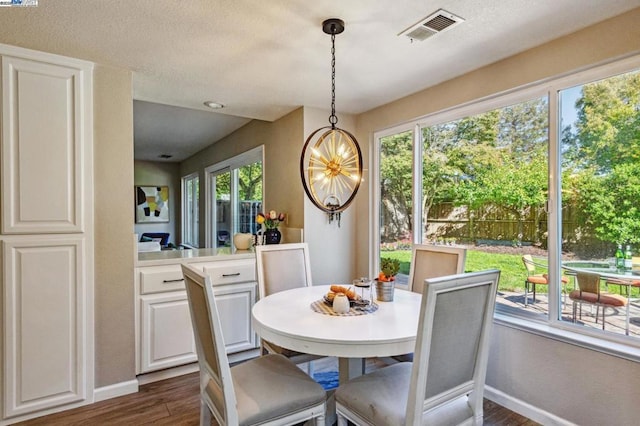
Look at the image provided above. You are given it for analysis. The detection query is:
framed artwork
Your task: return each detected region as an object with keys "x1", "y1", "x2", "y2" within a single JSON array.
[{"x1": 135, "y1": 186, "x2": 169, "y2": 223}]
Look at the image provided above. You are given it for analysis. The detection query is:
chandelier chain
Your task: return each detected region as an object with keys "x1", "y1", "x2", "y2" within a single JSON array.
[{"x1": 329, "y1": 31, "x2": 338, "y2": 127}]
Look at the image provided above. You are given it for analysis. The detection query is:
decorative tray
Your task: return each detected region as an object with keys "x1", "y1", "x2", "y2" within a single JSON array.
[{"x1": 322, "y1": 295, "x2": 370, "y2": 308}]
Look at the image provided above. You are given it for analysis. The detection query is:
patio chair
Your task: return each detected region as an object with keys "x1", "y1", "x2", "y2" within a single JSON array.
[
  {"x1": 181, "y1": 264, "x2": 326, "y2": 426},
  {"x1": 569, "y1": 270, "x2": 627, "y2": 330},
  {"x1": 522, "y1": 254, "x2": 569, "y2": 306},
  {"x1": 335, "y1": 270, "x2": 500, "y2": 426},
  {"x1": 256, "y1": 243, "x2": 326, "y2": 369}
]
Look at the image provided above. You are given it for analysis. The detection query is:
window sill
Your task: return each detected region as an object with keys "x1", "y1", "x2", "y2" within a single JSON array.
[{"x1": 493, "y1": 311, "x2": 640, "y2": 363}]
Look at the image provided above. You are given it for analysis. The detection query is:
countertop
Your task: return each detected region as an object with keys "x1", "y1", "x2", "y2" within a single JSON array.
[{"x1": 136, "y1": 247, "x2": 255, "y2": 267}]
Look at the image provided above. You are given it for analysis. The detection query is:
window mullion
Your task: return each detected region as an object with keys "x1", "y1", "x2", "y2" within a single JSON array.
[{"x1": 413, "y1": 124, "x2": 423, "y2": 244}]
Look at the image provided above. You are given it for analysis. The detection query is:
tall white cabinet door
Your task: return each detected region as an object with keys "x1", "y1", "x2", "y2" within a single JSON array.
[
  {"x1": 2, "y1": 237, "x2": 90, "y2": 418},
  {"x1": 1, "y1": 45, "x2": 94, "y2": 422},
  {"x1": 1, "y1": 53, "x2": 90, "y2": 234}
]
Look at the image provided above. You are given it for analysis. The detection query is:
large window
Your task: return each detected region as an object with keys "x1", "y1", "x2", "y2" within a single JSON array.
[
  {"x1": 374, "y1": 55, "x2": 640, "y2": 349},
  {"x1": 205, "y1": 146, "x2": 263, "y2": 248},
  {"x1": 182, "y1": 173, "x2": 199, "y2": 247}
]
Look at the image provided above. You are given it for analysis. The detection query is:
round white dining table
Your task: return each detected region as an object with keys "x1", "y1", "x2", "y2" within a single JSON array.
[{"x1": 251, "y1": 284, "x2": 422, "y2": 383}]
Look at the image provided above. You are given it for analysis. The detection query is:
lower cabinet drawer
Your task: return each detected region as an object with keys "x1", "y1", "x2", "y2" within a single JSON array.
[
  {"x1": 139, "y1": 265, "x2": 185, "y2": 294},
  {"x1": 193, "y1": 259, "x2": 256, "y2": 285}
]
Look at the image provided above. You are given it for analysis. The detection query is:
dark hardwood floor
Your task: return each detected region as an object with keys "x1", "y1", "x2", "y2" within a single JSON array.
[{"x1": 15, "y1": 370, "x2": 538, "y2": 426}]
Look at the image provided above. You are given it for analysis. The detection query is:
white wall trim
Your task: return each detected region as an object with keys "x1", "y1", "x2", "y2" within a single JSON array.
[
  {"x1": 485, "y1": 385, "x2": 575, "y2": 426},
  {"x1": 93, "y1": 380, "x2": 139, "y2": 403},
  {"x1": 137, "y1": 362, "x2": 200, "y2": 385}
]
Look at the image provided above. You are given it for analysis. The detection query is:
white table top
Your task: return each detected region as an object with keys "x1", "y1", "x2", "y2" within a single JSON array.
[{"x1": 251, "y1": 285, "x2": 422, "y2": 358}]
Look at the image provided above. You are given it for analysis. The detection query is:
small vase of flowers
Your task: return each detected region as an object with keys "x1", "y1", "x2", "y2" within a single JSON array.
[{"x1": 256, "y1": 210, "x2": 286, "y2": 244}]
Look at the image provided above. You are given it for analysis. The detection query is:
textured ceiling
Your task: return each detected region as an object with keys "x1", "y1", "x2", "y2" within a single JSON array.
[{"x1": 0, "y1": 0, "x2": 638, "y2": 161}]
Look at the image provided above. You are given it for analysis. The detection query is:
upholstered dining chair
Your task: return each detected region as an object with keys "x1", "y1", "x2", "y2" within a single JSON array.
[
  {"x1": 569, "y1": 270, "x2": 627, "y2": 331},
  {"x1": 181, "y1": 264, "x2": 326, "y2": 426},
  {"x1": 335, "y1": 270, "x2": 500, "y2": 426},
  {"x1": 255, "y1": 243, "x2": 326, "y2": 367},
  {"x1": 407, "y1": 244, "x2": 467, "y2": 294},
  {"x1": 390, "y1": 244, "x2": 467, "y2": 363},
  {"x1": 522, "y1": 254, "x2": 569, "y2": 306}
]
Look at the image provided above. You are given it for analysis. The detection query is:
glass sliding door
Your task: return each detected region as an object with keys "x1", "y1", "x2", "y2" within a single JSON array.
[{"x1": 205, "y1": 146, "x2": 264, "y2": 248}]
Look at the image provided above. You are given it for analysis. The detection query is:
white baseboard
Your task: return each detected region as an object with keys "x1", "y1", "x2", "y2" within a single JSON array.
[
  {"x1": 484, "y1": 385, "x2": 575, "y2": 426},
  {"x1": 137, "y1": 362, "x2": 200, "y2": 385},
  {"x1": 94, "y1": 379, "x2": 139, "y2": 402}
]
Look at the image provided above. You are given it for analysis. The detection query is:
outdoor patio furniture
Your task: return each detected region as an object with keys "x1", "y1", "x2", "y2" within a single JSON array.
[
  {"x1": 522, "y1": 255, "x2": 569, "y2": 306},
  {"x1": 569, "y1": 271, "x2": 627, "y2": 331}
]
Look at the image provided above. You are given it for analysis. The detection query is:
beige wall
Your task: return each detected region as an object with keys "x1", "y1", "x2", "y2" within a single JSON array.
[
  {"x1": 181, "y1": 109, "x2": 306, "y2": 245},
  {"x1": 93, "y1": 64, "x2": 136, "y2": 387},
  {"x1": 353, "y1": 8, "x2": 640, "y2": 425},
  {"x1": 134, "y1": 160, "x2": 181, "y2": 242}
]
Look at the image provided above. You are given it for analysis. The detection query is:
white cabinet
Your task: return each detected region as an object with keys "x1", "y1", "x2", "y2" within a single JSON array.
[
  {"x1": 211, "y1": 282, "x2": 257, "y2": 353},
  {"x1": 135, "y1": 256, "x2": 258, "y2": 375},
  {"x1": 1, "y1": 45, "x2": 94, "y2": 422},
  {"x1": 140, "y1": 292, "x2": 197, "y2": 373}
]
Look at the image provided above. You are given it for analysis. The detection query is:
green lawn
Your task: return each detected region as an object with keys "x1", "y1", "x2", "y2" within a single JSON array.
[
  {"x1": 380, "y1": 248, "x2": 638, "y2": 296},
  {"x1": 381, "y1": 249, "x2": 526, "y2": 292}
]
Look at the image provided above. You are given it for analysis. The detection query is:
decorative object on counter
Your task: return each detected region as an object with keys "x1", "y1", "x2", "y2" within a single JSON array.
[
  {"x1": 300, "y1": 18, "x2": 363, "y2": 227},
  {"x1": 135, "y1": 186, "x2": 169, "y2": 223},
  {"x1": 376, "y1": 258, "x2": 400, "y2": 301},
  {"x1": 256, "y1": 210, "x2": 285, "y2": 245},
  {"x1": 233, "y1": 233, "x2": 253, "y2": 250}
]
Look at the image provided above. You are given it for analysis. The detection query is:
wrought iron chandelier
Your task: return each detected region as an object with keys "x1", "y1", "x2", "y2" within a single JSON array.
[{"x1": 300, "y1": 18, "x2": 363, "y2": 226}]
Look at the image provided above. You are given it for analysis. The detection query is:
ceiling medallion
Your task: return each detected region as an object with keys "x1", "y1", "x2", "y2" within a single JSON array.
[{"x1": 300, "y1": 18, "x2": 363, "y2": 226}]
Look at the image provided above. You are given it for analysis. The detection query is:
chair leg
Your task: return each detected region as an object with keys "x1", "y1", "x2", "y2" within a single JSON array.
[
  {"x1": 532, "y1": 283, "x2": 536, "y2": 303},
  {"x1": 572, "y1": 301, "x2": 577, "y2": 323},
  {"x1": 524, "y1": 280, "x2": 529, "y2": 307},
  {"x1": 315, "y1": 414, "x2": 325, "y2": 426},
  {"x1": 601, "y1": 306, "x2": 606, "y2": 330},
  {"x1": 200, "y1": 400, "x2": 212, "y2": 426}
]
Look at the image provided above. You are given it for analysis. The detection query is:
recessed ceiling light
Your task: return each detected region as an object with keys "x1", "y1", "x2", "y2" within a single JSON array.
[{"x1": 204, "y1": 101, "x2": 224, "y2": 109}]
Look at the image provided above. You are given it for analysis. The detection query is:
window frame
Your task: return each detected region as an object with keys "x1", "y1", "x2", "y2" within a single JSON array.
[
  {"x1": 181, "y1": 172, "x2": 199, "y2": 247},
  {"x1": 370, "y1": 53, "x2": 640, "y2": 359}
]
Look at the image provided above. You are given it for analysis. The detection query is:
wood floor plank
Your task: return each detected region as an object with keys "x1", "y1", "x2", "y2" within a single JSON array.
[{"x1": 14, "y1": 370, "x2": 540, "y2": 426}]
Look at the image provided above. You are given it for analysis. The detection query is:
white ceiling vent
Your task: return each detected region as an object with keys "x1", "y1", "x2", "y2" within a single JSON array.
[{"x1": 399, "y1": 9, "x2": 464, "y2": 42}]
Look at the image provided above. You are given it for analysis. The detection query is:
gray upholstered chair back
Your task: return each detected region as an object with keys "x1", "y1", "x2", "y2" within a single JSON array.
[
  {"x1": 406, "y1": 270, "x2": 500, "y2": 424},
  {"x1": 256, "y1": 243, "x2": 313, "y2": 298},
  {"x1": 408, "y1": 244, "x2": 467, "y2": 294},
  {"x1": 181, "y1": 264, "x2": 238, "y2": 425}
]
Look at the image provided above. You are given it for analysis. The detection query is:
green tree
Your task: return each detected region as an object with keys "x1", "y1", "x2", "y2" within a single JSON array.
[
  {"x1": 380, "y1": 131, "x2": 413, "y2": 241},
  {"x1": 563, "y1": 71, "x2": 640, "y2": 246},
  {"x1": 564, "y1": 72, "x2": 640, "y2": 172},
  {"x1": 572, "y1": 163, "x2": 640, "y2": 244}
]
